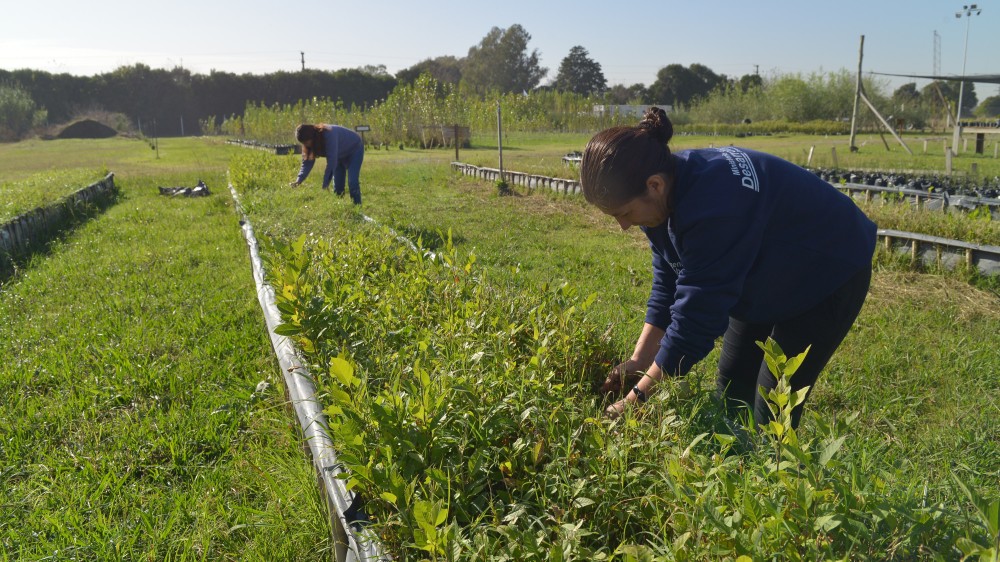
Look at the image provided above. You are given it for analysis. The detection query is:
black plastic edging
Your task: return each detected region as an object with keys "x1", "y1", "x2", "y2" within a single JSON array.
[
  {"x1": 227, "y1": 181, "x2": 388, "y2": 562},
  {"x1": 1, "y1": 173, "x2": 117, "y2": 275}
]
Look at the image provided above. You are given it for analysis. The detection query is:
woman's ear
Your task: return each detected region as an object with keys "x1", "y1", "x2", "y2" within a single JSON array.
[{"x1": 646, "y1": 173, "x2": 668, "y2": 196}]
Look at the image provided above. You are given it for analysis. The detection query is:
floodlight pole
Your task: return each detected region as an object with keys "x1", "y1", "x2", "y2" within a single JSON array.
[{"x1": 952, "y1": 4, "x2": 981, "y2": 155}]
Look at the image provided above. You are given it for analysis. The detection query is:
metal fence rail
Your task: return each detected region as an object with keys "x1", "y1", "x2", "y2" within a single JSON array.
[
  {"x1": 879, "y1": 228, "x2": 1000, "y2": 276},
  {"x1": 836, "y1": 182, "x2": 1000, "y2": 214}
]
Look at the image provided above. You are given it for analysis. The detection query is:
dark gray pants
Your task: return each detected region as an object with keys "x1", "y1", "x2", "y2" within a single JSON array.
[{"x1": 716, "y1": 265, "x2": 872, "y2": 428}]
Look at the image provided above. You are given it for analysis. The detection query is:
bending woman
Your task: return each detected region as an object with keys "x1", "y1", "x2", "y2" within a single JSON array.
[
  {"x1": 292, "y1": 123, "x2": 365, "y2": 205},
  {"x1": 582, "y1": 107, "x2": 876, "y2": 428}
]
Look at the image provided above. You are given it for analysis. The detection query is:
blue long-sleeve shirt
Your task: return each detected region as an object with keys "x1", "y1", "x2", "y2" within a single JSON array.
[
  {"x1": 295, "y1": 125, "x2": 363, "y2": 188},
  {"x1": 642, "y1": 147, "x2": 876, "y2": 377}
]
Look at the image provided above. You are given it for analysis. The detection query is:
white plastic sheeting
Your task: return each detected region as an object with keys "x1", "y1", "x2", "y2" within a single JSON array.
[{"x1": 227, "y1": 183, "x2": 387, "y2": 562}]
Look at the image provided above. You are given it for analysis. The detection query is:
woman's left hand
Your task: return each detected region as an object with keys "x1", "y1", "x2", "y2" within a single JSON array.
[{"x1": 604, "y1": 398, "x2": 630, "y2": 419}]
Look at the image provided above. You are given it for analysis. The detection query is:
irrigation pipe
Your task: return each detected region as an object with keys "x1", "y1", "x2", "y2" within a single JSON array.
[{"x1": 227, "y1": 182, "x2": 387, "y2": 562}]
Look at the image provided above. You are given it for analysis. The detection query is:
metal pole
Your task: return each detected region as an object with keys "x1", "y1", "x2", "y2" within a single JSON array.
[
  {"x1": 849, "y1": 35, "x2": 864, "y2": 152},
  {"x1": 952, "y1": 4, "x2": 981, "y2": 155}
]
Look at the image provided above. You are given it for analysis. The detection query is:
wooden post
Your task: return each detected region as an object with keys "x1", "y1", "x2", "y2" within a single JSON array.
[
  {"x1": 923, "y1": 139, "x2": 928, "y2": 153},
  {"x1": 831, "y1": 146, "x2": 839, "y2": 169},
  {"x1": 807, "y1": 146, "x2": 815, "y2": 166},
  {"x1": 497, "y1": 101, "x2": 504, "y2": 188},
  {"x1": 454, "y1": 124, "x2": 460, "y2": 161},
  {"x1": 946, "y1": 149, "x2": 953, "y2": 175},
  {"x1": 911, "y1": 240, "x2": 918, "y2": 264}
]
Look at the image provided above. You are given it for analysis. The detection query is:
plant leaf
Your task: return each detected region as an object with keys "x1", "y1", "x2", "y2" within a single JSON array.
[{"x1": 819, "y1": 436, "x2": 847, "y2": 467}]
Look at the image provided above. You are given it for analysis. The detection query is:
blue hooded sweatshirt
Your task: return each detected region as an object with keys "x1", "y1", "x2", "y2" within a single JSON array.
[
  {"x1": 643, "y1": 147, "x2": 876, "y2": 377},
  {"x1": 295, "y1": 125, "x2": 364, "y2": 188}
]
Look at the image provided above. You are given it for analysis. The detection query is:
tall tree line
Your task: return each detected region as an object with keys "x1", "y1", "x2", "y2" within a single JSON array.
[{"x1": 0, "y1": 65, "x2": 397, "y2": 137}]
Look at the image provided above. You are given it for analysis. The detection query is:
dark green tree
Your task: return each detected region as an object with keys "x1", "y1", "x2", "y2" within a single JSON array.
[
  {"x1": 552, "y1": 46, "x2": 607, "y2": 96},
  {"x1": 396, "y1": 56, "x2": 463, "y2": 86},
  {"x1": 892, "y1": 83, "x2": 921, "y2": 106},
  {"x1": 975, "y1": 95, "x2": 1000, "y2": 118},
  {"x1": 738, "y1": 73, "x2": 763, "y2": 93},
  {"x1": 648, "y1": 63, "x2": 723, "y2": 108},
  {"x1": 602, "y1": 83, "x2": 650, "y2": 104},
  {"x1": 462, "y1": 24, "x2": 547, "y2": 94},
  {"x1": 922, "y1": 79, "x2": 978, "y2": 119}
]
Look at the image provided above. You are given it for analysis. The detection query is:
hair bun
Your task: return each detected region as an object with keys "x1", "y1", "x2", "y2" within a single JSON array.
[{"x1": 637, "y1": 106, "x2": 673, "y2": 144}]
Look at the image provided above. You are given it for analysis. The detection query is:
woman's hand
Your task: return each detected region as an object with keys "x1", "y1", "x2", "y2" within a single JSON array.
[
  {"x1": 600, "y1": 359, "x2": 644, "y2": 397},
  {"x1": 604, "y1": 398, "x2": 630, "y2": 419}
]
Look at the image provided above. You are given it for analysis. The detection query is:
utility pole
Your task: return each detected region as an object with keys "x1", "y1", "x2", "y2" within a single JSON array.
[{"x1": 301, "y1": 51, "x2": 305, "y2": 72}]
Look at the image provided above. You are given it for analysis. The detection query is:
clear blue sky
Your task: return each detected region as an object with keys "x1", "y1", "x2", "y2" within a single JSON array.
[{"x1": 2, "y1": 0, "x2": 997, "y2": 96}]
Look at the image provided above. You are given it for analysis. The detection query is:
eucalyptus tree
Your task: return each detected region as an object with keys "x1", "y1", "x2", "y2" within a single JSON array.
[{"x1": 462, "y1": 24, "x2": 547, "y2": 94}]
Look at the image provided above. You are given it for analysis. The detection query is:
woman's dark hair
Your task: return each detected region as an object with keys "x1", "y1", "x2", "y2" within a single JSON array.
[
  {"x1": 295, "y1": 123, "x2": 327, "y2": 160},
  {"x1": 580, "y1": 107, "x2": 675, "y2": 209}
]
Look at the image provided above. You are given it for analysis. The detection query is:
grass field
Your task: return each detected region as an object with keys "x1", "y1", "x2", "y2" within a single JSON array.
[
  {"x1": 2, "y1": 133, "x2": 999, "y2": 559},
  {"x1": 0, "y1": 138, "x2": 333, "y2": 560}
]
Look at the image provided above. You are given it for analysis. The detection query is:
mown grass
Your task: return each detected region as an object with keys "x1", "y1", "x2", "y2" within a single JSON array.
[{"x1": 0, "y1": 144, "x2": 333, "y2": 560}]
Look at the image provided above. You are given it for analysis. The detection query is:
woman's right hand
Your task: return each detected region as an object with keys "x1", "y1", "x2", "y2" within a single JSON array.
[{"x1": 600, "y1": 359, "x2": 644, "y2": 397}]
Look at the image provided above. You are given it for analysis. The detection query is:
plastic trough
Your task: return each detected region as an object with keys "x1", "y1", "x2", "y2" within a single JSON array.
[{"x1": 227, "y1": 182, "x2": 387, "y2": 562}]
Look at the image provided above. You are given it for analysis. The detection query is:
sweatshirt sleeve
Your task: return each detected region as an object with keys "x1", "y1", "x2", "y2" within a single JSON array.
[
  {"x1": 296, "y1": 158, "x2": 315, "y2": 184},
  {"x1": 321, "y1": 128, "x2": 340, "y2": 189},
  {"x1": 644, "y1": 244, "x2": 676, "y2": 330},
  {"x1": 655, "y1": 214, "x2": 764, "y2": 377}
]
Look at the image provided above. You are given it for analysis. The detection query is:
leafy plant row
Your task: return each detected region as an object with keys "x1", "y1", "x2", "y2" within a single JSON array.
[{"x1": 255, "y1": 224, "x2": 997, "y2": 561}]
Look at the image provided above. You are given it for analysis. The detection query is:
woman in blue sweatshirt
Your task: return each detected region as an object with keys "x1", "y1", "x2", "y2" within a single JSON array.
[
  {"x1": 291, "y1": 123, "x2": 364, "y2": 204},
  {"x1": 582, "y1": 107, "x2": 876, "y2": 427}
]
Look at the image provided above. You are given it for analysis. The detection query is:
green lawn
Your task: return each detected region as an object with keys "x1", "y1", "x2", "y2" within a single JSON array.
[{"x1": 0, "y1": 139, "x2": 333, "y2": 560}]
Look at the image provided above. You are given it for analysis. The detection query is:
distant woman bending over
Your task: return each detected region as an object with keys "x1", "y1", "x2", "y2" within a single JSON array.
[
  {"x1": 581, "y1": 107, "x2": 876, "y2": 428},
  {"x1": 291, "y1": 123, "x2": 365, "y2": 205}
]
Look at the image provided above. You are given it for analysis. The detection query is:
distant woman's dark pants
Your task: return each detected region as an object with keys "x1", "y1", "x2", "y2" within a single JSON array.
[
  {"x1": 333, "y1": 147, "x2": 365, "y2": 204},
  {"x1": 715, "y1": 264, "x2": 872, "y2": 428}
]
